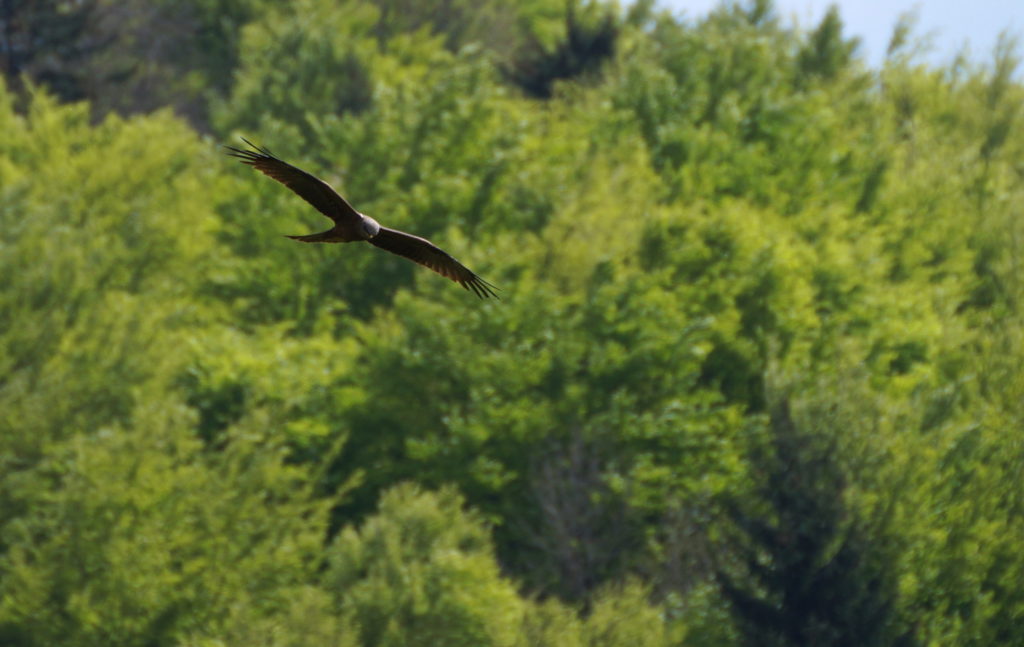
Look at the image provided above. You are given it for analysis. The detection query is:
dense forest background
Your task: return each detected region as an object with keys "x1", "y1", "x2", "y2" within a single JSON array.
[{"x1": 2, "y1": 0, "x2": 1023, "y2": 645}]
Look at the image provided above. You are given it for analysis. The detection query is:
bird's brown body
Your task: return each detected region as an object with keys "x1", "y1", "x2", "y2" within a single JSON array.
[
  {"x1": 285, "y1": 214, "x2": 378, "y2": 243},
  {"x1": 225, "y1": 139, "x2": 497, "y2": 299}
]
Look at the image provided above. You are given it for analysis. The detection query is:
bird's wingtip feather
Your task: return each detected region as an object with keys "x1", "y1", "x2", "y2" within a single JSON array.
[{"x1": 239, "y1": 136, "x2": 274, "y2": 158}]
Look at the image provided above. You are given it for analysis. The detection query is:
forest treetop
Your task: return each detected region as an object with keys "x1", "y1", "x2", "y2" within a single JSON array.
[{"x1": 1, "y1": 1, "x2": 1023, "y2": 646}]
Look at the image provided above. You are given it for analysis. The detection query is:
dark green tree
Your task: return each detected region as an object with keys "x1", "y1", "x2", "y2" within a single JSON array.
[
  {"x1": 505, "y1": 0, "x2": 619, "y2": 98},
  {"x1": 796, "y1": 6, "x2": 860, "y2": 85},
  {"x1": 0, "y1": 0, "x2": 100, "y2": 101},
  {"x1": 715, "y1": 400, "x2": 914, "y2": 647}
]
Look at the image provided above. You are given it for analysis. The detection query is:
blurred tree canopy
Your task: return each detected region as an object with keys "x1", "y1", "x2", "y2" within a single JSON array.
[{"x1": 2, "y1": 0, "x2": 1024, "y2": 645}]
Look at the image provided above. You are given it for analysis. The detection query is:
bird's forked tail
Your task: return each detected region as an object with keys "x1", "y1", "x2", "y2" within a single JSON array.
[{"x1": 284, "y1": 229, "x2": 336, "y2": 243}]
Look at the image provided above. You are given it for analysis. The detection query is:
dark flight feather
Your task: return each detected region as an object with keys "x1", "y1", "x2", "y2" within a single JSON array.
[
  {"x1": 225, "y1": 139, "x2": 361, "y2": 225},
  {"x1": 370, "y1": 227, "x2": 499, "y2": 299}
]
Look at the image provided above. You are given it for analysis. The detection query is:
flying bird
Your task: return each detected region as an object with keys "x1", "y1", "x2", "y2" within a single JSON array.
[{"x1": 225, "y1": 138, "x2": 498, "y2": 299}]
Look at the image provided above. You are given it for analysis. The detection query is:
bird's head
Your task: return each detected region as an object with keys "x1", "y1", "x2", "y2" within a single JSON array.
[{"x1": 360, "y1": 214, "x2": 381, "y2": 239}]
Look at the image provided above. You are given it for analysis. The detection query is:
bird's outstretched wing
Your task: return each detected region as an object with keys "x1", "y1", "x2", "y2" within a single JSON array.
[
  {"x1": 369, "y1": 227, "x2": 498, "y2": 299},
  {"x1": 225, "y1": 138, "x2": 361, "y2": 225}
]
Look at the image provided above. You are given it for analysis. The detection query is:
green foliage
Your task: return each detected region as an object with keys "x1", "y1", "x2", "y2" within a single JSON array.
[
  {"x1": 520, "y1": 581, "x2": 680, "y2": 647},
  {"x1": 4, "y1": 2, "x2": 1024, "y2": 646},
  {"x1": 324, "y1": 484, "x2": 524, "y2": 647},
  {"x1": 795, "y1": 6, "x2": 860, "y2": 85},
  {"x1": 366, "y1": 0, "x2": 521, "y2": 54},
  {"x1": 180, "y1": 323, "x2": 361, "y2": 458},
  {"x1": 0, "y1": 82, "x2": 217, "y2": 461},
  {"x1": 0, "y1": 408, "x2": 334, "y2": 646},
  {"x1": 715, "y1": 400, "x2": 911, "y2": 647},
  {"x1": 0, "y1": 0, "x2": 278, "y2": 127},
  {"x1": 580, "y1": 581, "x2": 674, "y2": 647},
  {"x1": 0, "y1": 0, "x2": 99, "y2": 101},
  {"x1": 214, "y1": 0, "x2": 381, "y2": 141},
  {"x1": 505, "y1": 0, "x2": 621, "y2": 98}
]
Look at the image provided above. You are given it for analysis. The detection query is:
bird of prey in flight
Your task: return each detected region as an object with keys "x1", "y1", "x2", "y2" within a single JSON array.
[{"x1": 225, "y1": 139, "x2": 498, "y2": 299}]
